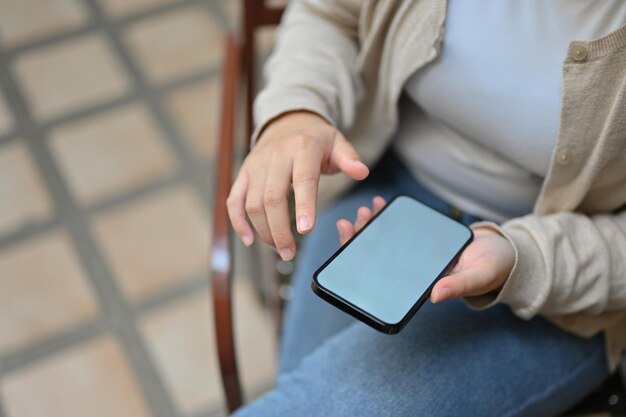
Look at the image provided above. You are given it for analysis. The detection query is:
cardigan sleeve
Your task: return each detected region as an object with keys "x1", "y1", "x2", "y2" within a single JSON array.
[
  {"x1": 466, "y1": 208, "x2": 626, "y2": 337},
  {"x1": 250, "y1": 0, "x2": 363, "y2": 144}
]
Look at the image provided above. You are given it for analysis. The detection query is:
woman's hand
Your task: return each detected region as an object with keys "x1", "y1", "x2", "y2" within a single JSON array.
[
  {"x1": 227, "y1": 111, "x2": 369, "y2": 261},
  {"x1": 336, "y1": 196, "x2": 516, "y2": 303}
]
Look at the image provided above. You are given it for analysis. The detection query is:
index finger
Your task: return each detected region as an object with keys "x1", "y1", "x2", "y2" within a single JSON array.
[{"x1": 292, "y1": 148, "x2": 322, "y2": 234}]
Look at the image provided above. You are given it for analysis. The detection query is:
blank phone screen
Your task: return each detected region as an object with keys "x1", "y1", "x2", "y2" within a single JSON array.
[{"x1": 314, "y1": 195, "x2": 472, "y2": 325}]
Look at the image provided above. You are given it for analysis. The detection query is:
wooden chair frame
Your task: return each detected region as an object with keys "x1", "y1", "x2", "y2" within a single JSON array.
[{"x1": 210, "y1": 1, "x2": 284, "y2": 414}]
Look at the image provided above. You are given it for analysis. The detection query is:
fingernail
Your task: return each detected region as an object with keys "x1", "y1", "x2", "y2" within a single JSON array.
[
  {"x1": 242, "y1": 235, "x2": 253, "y2": 246},
  {"x1": 279, "y1": 248, "x2": 294, "y2": 261},
  {"x1": 297, "y1": 215, "x2": 311, "y2": 233}
]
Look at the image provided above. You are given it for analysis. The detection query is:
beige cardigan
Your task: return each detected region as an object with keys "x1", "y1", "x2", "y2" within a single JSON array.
[{"x1": 253, "y1": 0, "x2": 626, "y2": 370}]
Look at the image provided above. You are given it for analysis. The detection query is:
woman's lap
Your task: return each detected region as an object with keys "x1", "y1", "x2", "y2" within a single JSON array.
[
  {"x1": 236, "y1": 300, "x2": 606, "y2": 416},
  {"x1": 234, "y1": 150, "x2": 608, "y2": 417}
]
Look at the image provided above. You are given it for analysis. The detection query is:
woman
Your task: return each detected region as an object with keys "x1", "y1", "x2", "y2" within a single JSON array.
[{"x1": 227, "y1": 1, "x2": 626, "y2": 415}]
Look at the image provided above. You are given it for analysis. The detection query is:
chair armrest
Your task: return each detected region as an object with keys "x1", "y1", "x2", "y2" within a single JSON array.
[{"x1": 210, "y1": 33, "x2": 245, "y2": 414}]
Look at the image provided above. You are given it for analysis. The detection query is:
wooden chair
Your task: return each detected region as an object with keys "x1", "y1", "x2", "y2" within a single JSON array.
[{"x1": 210, "y1": 1, "x2": 626, "y2": 415}]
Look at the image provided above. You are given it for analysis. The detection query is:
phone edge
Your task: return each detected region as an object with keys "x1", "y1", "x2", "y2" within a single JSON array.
[{"x1": 310, "y1": 193, "x2": 475, "y2": 334}]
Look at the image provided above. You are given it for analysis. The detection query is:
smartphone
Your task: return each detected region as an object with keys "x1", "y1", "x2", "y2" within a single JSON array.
[{"x1": 311, "y1": 194, "x2": 473, "y2": 334}]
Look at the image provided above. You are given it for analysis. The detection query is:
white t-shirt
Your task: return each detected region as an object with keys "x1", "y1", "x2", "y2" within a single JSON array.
[{"x1": 393, "y1": 0, "x2": 626, "y2": 222}]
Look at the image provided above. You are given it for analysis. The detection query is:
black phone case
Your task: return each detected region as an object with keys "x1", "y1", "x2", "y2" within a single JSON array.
[{"x1": 311, "y1": 194, "x2": 474, "y2": 334}]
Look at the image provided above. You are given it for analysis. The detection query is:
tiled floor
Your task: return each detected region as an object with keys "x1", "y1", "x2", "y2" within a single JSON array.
[{"x1": 0, "y1": 1, "x2": 277, "y2": 416}]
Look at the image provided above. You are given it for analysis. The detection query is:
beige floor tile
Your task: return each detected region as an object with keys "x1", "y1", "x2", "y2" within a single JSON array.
[
  {"x1": 50, "y1": 103, "x2": 176, "y2": 206},
  {"x1": 166, "y1": 77, "x2": 220, "y2": 159},
  {"x1": 2, "y1": 336, "x2": 150, "y2": 417},
  {"x1": 0, "y1": 0, "x2": 89, "y2": 48},
  {"x1": 92, "y1": 186, "x2": 209, "y2": 301},
  {"x1": 218, "y1": 0, "x2": 241, "y2": 27},
  {"x1": 0, "y1": 141, "x2": 53, "y2": 237},
  {"x1": 140, "y1": 292, "x2": 222, "y2": 415},
  {"x1": 124, "y1": 5, "x2": 224, "y2": 84},
  {"x1": 14, "y1": 35, "x2": 131, "y2": 121},
  {"x1": 140, "y1": 279, "x2": 275, "y2": 415},
  {"x1": 0, "y1": 92, "x2": 15, "y2": 136},
  {"x1": 99, "y1": 0, "x2": 176, "y2": 19},
  {"x1": 0, "y1": 231, "x2": 98, "y2": 355}
]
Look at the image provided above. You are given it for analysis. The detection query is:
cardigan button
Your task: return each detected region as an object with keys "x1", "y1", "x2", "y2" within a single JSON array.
[
  {"x1": 557, "y1": 151, "x2": 570, "y2": 166},
  {"x1": 571, "y1": 44, "x2": 588, "y2": 62}
]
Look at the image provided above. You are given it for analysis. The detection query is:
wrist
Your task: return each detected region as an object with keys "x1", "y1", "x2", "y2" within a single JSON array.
[{"x1": 257, "y1": 110, "x2": 331, "y2": 143}]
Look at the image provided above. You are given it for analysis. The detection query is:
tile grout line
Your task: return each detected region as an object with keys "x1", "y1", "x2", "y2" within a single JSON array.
[
  {"x1": 0, "y1": 0, "x2": 233, "y2": 415},
  {"x1": 33, "y1": 66, "x2": 219, "y2": 133},
  {"x1": 2, "y1": 66, "x2": 220, "y2": 139},
  {"x1": 82, "y1": 0, "x2": 227, "y2": 410},
  {"x1": 0, "y1": 159, "x2": 213, "y2": 252},
  {"x1": 0, "y1": 13, "x2": 178, "y2": 417},
  {"x1": 0, "y1": 320, "x2": 109, "y2": 374},
  {"x1": 4, "y1": 25, "x2": 100, "y2": 59},
  {"x1": 4, "y1": 0, "x2": 220, "y2": 152},
  {"x1": 0, "y1": 131, "x2": 19, "y2": 143},
  {"x1": 3, "y1": 0, "x2": 212, "y2": 60},
  {"x1": 86, "y1": 0, "x2": 218, "y2": 209},
  {"x1": 0, "y1": 217, "x2": 60, "y2": 251},
  {"x1": 205, "y1": 0, "x2": 237, "y2": 32},
  {"x1": 0, "y1": 269, "x2": 207, "y2": 375},
  {"x1": 0, "y1": 378, "x2": 6, "y2": 417}
]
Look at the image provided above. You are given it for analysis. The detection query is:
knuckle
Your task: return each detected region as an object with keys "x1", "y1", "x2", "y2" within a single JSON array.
[
  {"x1": 267, "y1": 148, "x2": 281, "y2": 160},
  {"x1": 263, "y1": 188, "x2": 285, "y2": 207},
  {"x1": 273, "y1": 234, "x2": 293, "y2": 249},
  {"x1": 457, "y1": 281, "x2": 467, "y2": 297},
  {"x1": 245, "y1": 199, "x2": 264, "y2": 216},
  {"x1": 293, "y1": 134, "x2": 313, "y2": 148},
  {"x1": 444, "y1": 287, "x2": 456, "y2": 300},
  {"x1": 272, "y1": 229, "x2": 292, "y2": 242},
  {"x1": 293, "y1": 171, "x2": 318, "y2": 187},
  {"x1": 226, "y1": 194, "x2": 238, "y2": 210}
]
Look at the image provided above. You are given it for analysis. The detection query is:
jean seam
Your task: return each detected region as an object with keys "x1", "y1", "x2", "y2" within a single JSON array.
[{"x1": 502, "y1": 346, "x2": 606, "y2": 417}]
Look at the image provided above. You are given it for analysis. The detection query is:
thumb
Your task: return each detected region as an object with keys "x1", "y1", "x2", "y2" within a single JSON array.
[
  {"x1": 330, "y1": 133, "x2": 369, "y2": 180},
  {"x1": 430, "y1": 262, "x2": 490, "y2": 303}
]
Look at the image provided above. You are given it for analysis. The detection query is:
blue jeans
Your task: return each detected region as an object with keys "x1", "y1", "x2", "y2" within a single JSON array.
[{"x1": 234, "y1": 149, "x2": 608, "y2": 417}]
